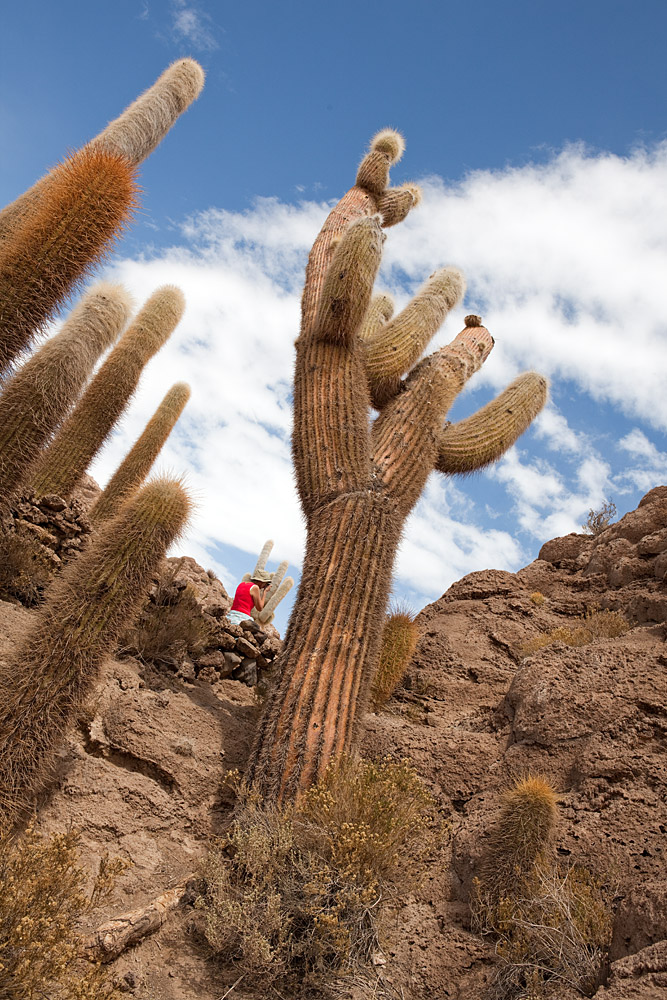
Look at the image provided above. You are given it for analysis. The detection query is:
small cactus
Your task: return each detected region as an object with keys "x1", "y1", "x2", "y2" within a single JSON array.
[
  {"x1": 0, "y1": 283, "x2": 132, "y2": 506},
  {"x1": 0, "y1": 476, "x2": 191, "y2": 828},
  {"x1": 30, "y1": 286, "x2": 185, "y2": 499},
  {"x1": 90, "y1": 382, "x2": 191, "y2": 522},
  {"x1": 0, "y1": 59, "x2": 204, "y2": 243},
  {"x1": 0, "y1": 148, "x2": 137, "y2": 375},
  {"x1": 370, "y1": 606, "x2": 420, "y2": 710},
  {"x1": 481, "y1": 775, "x2": 558, "y2": 901}
]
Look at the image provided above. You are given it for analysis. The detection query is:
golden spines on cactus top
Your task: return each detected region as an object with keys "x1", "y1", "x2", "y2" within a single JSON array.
[
  {"x1": 0, "y1": 476, "x2": 191, "y2": 828},
  {"x1": 0, "y1": 283, "x2": 132, "y2": 506},
  {"x1": 30, "y1": 286, "x2": 185, "y2": 499},
  {"x1": 0, "y1": 60, "x2": 204, "y2": 245},
  {"x1": 90, "y1": 382, "x2": 191, "y2": 522},
  {"x1": 0, "y1": 148, "x2": 137, "y2": 376}
]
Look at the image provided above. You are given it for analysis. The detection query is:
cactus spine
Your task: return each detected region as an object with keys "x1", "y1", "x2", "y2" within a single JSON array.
[
  {"x1": 90, "y1": 381, "x2": 191, "y2": 522},
  {"x1": 0, "y1": 149, "x2": 137, "y2": 375},
  {"x1": 0, "y1": 60, "x2": 204, "y2": 243},
  {"x1": 30, "y1": 286, "x2": 185, "y2": 499},
  {"x1": 0, "y1": 477, "x2": 191, "y2": 828},
  {"x1": 370, "y1": 607, "x2": 420, "y2": 710},
  {"x1": 247, "y1": 131, "x2": 548, "y2": 803},
  {"x1": 0, "y1": 284, "x2": 132, "y2": 506}
]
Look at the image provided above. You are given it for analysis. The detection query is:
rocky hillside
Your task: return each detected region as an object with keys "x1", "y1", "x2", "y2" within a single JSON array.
[{"x1": 0, "y1": 487, "x2": 665, "y2": 998}]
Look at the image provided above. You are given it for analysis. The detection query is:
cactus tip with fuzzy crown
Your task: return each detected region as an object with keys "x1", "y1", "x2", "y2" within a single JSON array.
[{"x1": 370, "y1": 128, "x2": 405, "y2": 164}]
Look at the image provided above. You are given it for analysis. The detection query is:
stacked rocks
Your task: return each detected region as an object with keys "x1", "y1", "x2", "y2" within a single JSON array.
[
  {"x1": 8, "y1": 490, "x2": 92, "y2": 569},
  {"x1": 197, "y1": 618, "x2": 283, "y2": 686}
]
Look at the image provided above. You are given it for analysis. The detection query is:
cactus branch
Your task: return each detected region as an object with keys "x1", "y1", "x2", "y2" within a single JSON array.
[
  {"x1": 364, "y1": 267, "x2": 466, "y2": 409},
  {"x1": 0, "y1": 149, "x2": 137, "y2": 375},
  {"x1": 0, "y1": 283, "x2": 131, "y2": 506},
  {"x1": 30, "y1": 286, "x2": 184, "y2": 499},
  {"x1": 436, "y1": 372, "x2": 549, "y2": 475},
  {"x1": 0, "y1": 477, "x2": 191, "y2": 827}
]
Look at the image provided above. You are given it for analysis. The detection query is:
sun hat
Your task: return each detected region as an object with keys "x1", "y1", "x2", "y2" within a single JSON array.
[{"x1": 251, "y1": 569, "x2": 273, "y2": 584}]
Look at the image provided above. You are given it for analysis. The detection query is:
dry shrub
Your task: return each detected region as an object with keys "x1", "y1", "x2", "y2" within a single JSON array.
[
  {"x1": 519, "y1": 610, "x2": 630, "y2": 658},
  {"x1": 529, "y1": 592, "x2": 545, "y2": 607},
  {"x1": 581, "y1": 500, "x2": 616, "y2": 536},
  {"x1": 371, "y1": 603, "x2": 420, "y2": 710},
  {"x1": 197, "y1": 756, "x2": 435, "y2": 995},
  {"x1": 119, "y1": 558, "x2": 212, "y2": 666},
  {"x1": 0, "y1": 529, "x2": 54, "y2": 607},
  {"x1": 472, "y1": 863, "x2": 613, "y2": 999},
  {"x1": 0, "y1": 824, "x2": 124, "y2": 998}
]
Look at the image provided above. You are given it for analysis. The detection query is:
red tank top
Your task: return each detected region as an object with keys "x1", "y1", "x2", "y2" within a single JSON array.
[{"x1": 231, "y1": 581, "x2": 255, "y2": 615}]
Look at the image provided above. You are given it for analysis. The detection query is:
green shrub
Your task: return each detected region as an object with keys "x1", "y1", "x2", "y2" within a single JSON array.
[
  {"x1": 0, "y1": 824, "x2": 124, "y2": 999},
  {"x1": 197, "y1": 756, "x2": 435, "y2": 994}
]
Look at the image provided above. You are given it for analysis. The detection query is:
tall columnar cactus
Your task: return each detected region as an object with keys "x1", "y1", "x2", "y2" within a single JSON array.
[
  {"x1": 30, "y1": 286, "x2": 185, "y2": 499},
  {"x1": 0, "y1": 476, "x2": 191, "y2": 827},
  {"x1": 0, "y1": 283, "x2": 132, "y2": 506},
  {"x1": 90, "y1": 381, "x2": 191, "y2": 522},
  {"x1": 480, "y1": 776, "x2": 558, "y2": 902},
  {"x1": 370, "y1": 607, "x2": 420, "y2": 710},
  {"x1": 0, "y1": 149, "x2": 137, "y2": 375},
  {"x1": 241, "y1": 540, "x2": 295, "y2": 625},
  {"x1": 247, "y1": 131, "x2": 548, "y2": 803},
  {"x1": 0, "y1": 59, "x2": 205, "y2": 243}
]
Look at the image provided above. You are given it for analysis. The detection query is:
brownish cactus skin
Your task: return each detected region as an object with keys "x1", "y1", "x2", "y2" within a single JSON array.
[
  {"x1": 0, "y1": 59, "x2": 204, "y2": 244},
  {"x1": 0, "y1": 476, "x2": 191, "y2": 828},
  {"x1": 0, "y1": 149, "x2": 137, "y2": 376},
  {"x1": 0, "y1": 284, "x2": 131, "y2": 507},
  {"x1": 29, "y1": 287, "x2": 184, "y2": 500},
  {"x1": 90, "y1": 381, "x2": 191, "y2": 522},
  {"x1": 247, "y1": 132, "x2": 547, "y2": 804}
]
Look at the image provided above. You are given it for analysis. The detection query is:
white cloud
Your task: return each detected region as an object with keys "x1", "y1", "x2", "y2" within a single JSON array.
[
  {"x1": 88, "y1": 141, "x2": 667, "y2": 613},
  {"x1": 617, "y1": 428, "x2": 667, "y2": 492},
  {"x1": 171, "y1": 0, "x2": 218, "y2": 51}
]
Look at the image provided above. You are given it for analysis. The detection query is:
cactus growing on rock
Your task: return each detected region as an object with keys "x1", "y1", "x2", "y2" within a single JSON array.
[
  {"x1": 30, "y1": 286, "x2": 185, "y2": 499},
  {"x1": 0, "y1": 283, "x2": 132, "y2": 506},
  {"x1": 0, "y1": 149, "x2": 137, "y2": 376},
  {"x1": 0, "y1": 59, "x2": 204, "y2": 244},
  {"x1": 370, "y1": 607, "x2": 420, "y2": 710},
  {"x1": 90, "y1": 381, "x2": 191, "y2": 522},
  {"x1": 0, "y1": 476, "x2": 191, "y2": 828},
  {"x1": 247, "y1": 131, "x2": 548, "y2": 803}
]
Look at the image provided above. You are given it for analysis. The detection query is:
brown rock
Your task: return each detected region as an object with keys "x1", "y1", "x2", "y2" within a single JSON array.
[
  {"x1": 539, "y1": 532, "x2": 593, "y2": 567},
  {"x1": 235, "y1": 636, "x2": 260, "y2": 658}
]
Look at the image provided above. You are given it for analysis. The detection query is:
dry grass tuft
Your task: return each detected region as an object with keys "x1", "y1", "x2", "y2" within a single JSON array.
[
  {"x1": 529, "y1": 592, "x2": 545, "y2": 607},
  {"x1": 519, "y1": 610, "x2": 630, "y2": 659},
  {"x1": 197, "y1": 756, "x2": 435, "y2": 995},
  {"x1": 581, "y1": 500, "x2": 616, "y2": 536},
  {"x1": 0, "y1": 824, "x2": 124, "y2": 998}
]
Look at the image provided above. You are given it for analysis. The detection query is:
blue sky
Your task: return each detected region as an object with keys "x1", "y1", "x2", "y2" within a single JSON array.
[{"x1": 2, "y1": 1, "x2": 667, "y2": 631}]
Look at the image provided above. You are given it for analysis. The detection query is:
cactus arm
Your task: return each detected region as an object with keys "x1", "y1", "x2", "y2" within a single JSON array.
[
  {"x1": 30, "y1": 286, "x2": 184, "y2": 499},
  {"x1": 0, "y1": 476, "x2": 191, "y2": 826},
  {"x1": 293, "y1": 217, "x2": 383, "y2": 516},
  {"x1": 377, "y1": 183, "x2": 421, "y2": 227},
  {"x1": 0, "y1": 149, "x2": 137, "y2": 375},
  {"x1": 358, "y1": 293, "x2": 394, "y2": 344},
  {"x1": 0, "y1": 284, "x2": 131, "y2": 506},
  {"x1": 364, "y1": 267, "x2": 466, "y2": 409},
  {"x1": 90, "y1": 382, "x2": 191, "y2": 522},
  {"x1": 257, "y1": 575, "x2": 294, "y2": 624},
  {"x1": 251, "y1": 539, "x2": 274, "y2": 578},
  {"x1": 436, "y1": 372, "x2": 549, "y2": 475},
  {"x1": 0, "y1": 60, "x2": 204, "y2": 244},
  {"x1": 372, "y1": 317, "x2": 494, "y2": 518}
]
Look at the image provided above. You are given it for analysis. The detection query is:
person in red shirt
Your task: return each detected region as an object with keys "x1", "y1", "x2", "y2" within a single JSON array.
[{"x1": 228, "y1": 569, "x2": 273, "y2": 626}]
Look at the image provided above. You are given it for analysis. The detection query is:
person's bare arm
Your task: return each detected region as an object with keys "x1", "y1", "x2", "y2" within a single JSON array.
[{"x1": 250, "y1": 584, "x2": 265, "y2": 611}]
